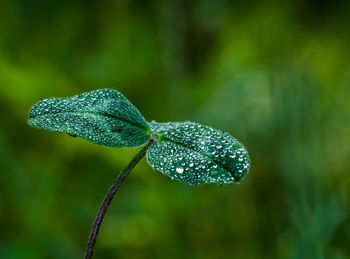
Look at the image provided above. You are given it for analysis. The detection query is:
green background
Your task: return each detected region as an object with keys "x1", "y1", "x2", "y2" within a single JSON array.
[{"x1": 0, "y1": 0, "x2": 349, "y2": 258}]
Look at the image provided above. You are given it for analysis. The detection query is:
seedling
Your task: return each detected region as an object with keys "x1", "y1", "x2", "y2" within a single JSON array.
[{"x1": 28, "y1": 89, "x2": 250, "y2": 258}]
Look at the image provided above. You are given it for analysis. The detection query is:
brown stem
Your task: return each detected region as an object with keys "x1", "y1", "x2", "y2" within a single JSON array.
[{"x1": 84, "y1": 139, "x2": 154, "y2": 259}]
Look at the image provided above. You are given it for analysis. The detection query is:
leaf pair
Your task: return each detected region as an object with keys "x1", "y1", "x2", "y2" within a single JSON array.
[{"x1": 28, "y1": 89, "x2": 250, "y2": 185}]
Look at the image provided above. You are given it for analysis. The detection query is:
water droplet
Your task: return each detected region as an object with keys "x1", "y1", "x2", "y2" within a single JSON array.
[{"x1": 176, "y1": 167, "x2": 184, "y2": 174}]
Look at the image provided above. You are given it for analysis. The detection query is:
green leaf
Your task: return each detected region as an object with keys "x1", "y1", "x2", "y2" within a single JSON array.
[
  {"x1": 28, "y1": 89, "x2": 150, "y2": 147},
  {"x1": 146, "y1": 121, "x2": 250, "y2": 185}
]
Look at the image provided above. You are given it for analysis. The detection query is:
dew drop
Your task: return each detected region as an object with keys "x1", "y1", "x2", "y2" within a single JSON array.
[{"x1": 176, "y1": 167, "x2": 184, "y2": 174}]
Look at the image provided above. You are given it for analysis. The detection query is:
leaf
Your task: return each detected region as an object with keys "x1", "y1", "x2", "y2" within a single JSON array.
[
  {"x1": 146, "y1": 121, "x2": 250, "y2": 185},
  {"x1": 28, "y1": 89, "x2": 150, "y2": 147}
]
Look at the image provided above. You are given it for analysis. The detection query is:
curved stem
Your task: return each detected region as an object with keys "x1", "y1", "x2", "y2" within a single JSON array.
[{"x1": 84, "y1": 139, "x2": 154, "y2": 259}]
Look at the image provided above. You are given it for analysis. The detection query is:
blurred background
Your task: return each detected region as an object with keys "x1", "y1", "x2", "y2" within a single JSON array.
[{"x1": 0, "y1": 0, "x2": 349, "y2": 258}]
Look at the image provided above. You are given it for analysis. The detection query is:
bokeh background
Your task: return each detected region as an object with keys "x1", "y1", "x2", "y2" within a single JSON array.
[{"x1": 0, "y1": 0, "x2": 349, "y2": 258}]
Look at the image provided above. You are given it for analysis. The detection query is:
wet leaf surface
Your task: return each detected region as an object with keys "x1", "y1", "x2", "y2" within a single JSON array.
[
  {"x1": 147, "y1": 121, "x2": 250, "y2": 185},
  {"x1": 28, "y1": 89, "x2": 150, "y2": 147}
]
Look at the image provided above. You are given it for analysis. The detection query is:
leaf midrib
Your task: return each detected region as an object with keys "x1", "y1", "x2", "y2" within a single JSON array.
[{"x1": 30, "y1": 110, "x2": 149, "y2": 132}]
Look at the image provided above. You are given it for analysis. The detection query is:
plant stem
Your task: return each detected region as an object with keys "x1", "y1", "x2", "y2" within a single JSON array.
[{"x1": 84, "y1": 138, "x2": 154, "y2": 259}]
